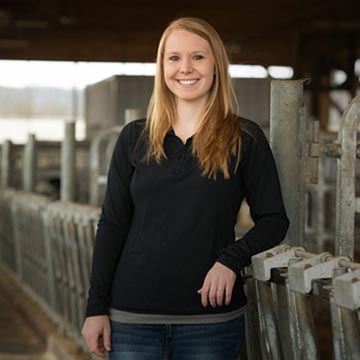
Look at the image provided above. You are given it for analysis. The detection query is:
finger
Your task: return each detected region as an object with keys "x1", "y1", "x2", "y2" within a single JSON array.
[
  {"x1": 199, "y1": 285, "x2": 209, "y2": 307},
  {"x1": 93, "y1": 349, "x2": 106, "y2": 358},
  {"x1": 89, "y1": 334, "x2": 106, "y2": 358},
  {"x1": 103, "y1": 323, "x2": 112, "y2": 351},
  {"x1": 216, "y1": 285, "x2": 225, "y2": 307},
  {"x1": 208, "y1": 284, "x2": 218, "y2": 308},
  {"x1": 225, "y1": 284, "x2": 234, "y2": 305}
]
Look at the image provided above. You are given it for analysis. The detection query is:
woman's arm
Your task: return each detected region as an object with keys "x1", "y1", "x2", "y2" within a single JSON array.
[
  {"x1": 85, "y1": 123, "x2": 138, "y2": 317},
  {"x1": 216, "y1": 120, "x2": 289, "y2": 274},
  {"x1": 199, "y1": 120, "x2": 289, "y2": 307}
]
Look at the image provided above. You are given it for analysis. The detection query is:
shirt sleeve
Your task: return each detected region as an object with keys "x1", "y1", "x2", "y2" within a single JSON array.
[
  {"x1": 216, "y1": 121, "x2": 289, "y2": 274},
  {"x1": 85, "y1": 123, "x2": 136, "y2": 317}
]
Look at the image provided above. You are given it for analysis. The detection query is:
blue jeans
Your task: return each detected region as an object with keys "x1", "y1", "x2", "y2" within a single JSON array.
[{"x1": 109, "y1": 314, "x2": 245, "y2": 360}]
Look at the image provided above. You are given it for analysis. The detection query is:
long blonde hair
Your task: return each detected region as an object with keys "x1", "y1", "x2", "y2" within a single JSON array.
[{"x1": 145, "y1": 17, "x2": 242, "y2": 179}]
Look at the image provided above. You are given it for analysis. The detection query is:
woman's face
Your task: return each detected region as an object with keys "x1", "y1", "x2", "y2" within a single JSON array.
[{"x1": 163, "y1": 29, "x2": 215, "y2": 105}]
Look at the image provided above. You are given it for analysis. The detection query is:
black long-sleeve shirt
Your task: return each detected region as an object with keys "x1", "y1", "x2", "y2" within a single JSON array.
[{"x1": 85, "y1": 117, "x2": 289, "y2": 317}]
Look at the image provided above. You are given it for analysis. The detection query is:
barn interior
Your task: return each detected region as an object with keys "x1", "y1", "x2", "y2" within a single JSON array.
[{"x1": 0, "y1": 1, "x2": 360, "y2": 359}]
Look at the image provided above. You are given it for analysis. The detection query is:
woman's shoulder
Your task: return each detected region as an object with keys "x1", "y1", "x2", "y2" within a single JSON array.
[
  {"x1": 118, "y1": 118, "x2": 147, "y2": 145},
  {"x1": 237, "y1": 116, "x2": 267, "y2": 145},
  {"x1": 121, "y1": 118, "x2": 146, "y2": 136},
  {"x1": 237, "y1": 116, "x2": 264, "y2": 135}
]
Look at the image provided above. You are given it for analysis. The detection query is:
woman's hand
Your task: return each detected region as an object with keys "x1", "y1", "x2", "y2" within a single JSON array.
[
  {"x1": 81, "y1": 315, "x2": 111, "y2": 358},
  {"x1": 197, "y1": 262, "x2": 237, "y2": 307}
]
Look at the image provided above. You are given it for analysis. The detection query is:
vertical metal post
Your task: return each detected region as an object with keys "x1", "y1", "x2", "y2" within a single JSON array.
[
  {"x1": 331, "y1": 267, "x2": 348, "y2": 360},
  {"x1": 330, "y1": 293, "x2": 347, "y2": 360},
  {"x1": 22, "y1": 133, "x2": 37, "y2": 192},
  {"x1": 61, "y1": 122, "x2": 76, "y2": 202},
  {"x1": 89, "y1": 126, "x2": 121, "y2": 206},
  {"x1": 341, "y1": 307, "x2": 360, "y2": 359},
  {"x1": 43, "y1": 215, "x2": 56, "y2": 315},
  {"x1": 270, "y1": 80, "x2": 307, "y2": 247},
  {"x1": 1, "y1": 140, "x2": 12, "y2": 187},
  {"x1": 255, "y1": 280, "x2": 284, "y2": 360},
  {"x1": 244, "y1": 267, "x2": 262, "y2": 360},
  {"x1": 125, "y1": 108, "x2": 145, "y2": 124},
  {"x1": 295, "y1": 292, "x2": 319, "y2": 359},
  {"x1": 335, "y1": 96, "x2": 360, "y2": 258},
  {"x1": 275, "y1": 283, "x2": 292, "y2": 357},
  {"x1": 285, "y1": 279, "x2": 301, "y2": 360}
]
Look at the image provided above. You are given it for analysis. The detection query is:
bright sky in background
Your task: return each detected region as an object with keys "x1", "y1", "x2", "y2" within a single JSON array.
[{"x1": 0, "y1": 60, "x2": 294, "y2": 88}]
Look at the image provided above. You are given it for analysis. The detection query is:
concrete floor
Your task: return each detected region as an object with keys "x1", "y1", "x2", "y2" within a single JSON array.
[
  {"x1": 0, "y1": 284, "x2": 52, "y2": 359},
  {"x1": 0, "y1": 271, "x2": 90, "y2": 360}
]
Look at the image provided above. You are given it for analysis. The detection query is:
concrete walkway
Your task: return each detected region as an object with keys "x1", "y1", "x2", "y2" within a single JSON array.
[
  {"x1": 0, "y1": 281, "x2": 52, "y2": 359},
  {"x1": 0, "y1": 271, "x2": 91, "y2": 360}
]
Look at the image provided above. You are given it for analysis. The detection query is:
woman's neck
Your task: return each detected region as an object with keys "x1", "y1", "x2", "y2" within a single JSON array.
[{"x1": 173, "y1": 100, "x2": 205, "y2": 143}]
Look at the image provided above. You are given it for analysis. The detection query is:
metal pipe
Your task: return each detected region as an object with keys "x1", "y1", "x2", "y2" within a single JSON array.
[
  {"x1": 61, "y1": 122, "x2": 76, "y2": 202},
  {"x1": 293, "y1": 248, "x2": 360, "y2": 270},
  {"x1": 338, "y1": 259, "x2": 360, "y2": 270},
  {"x1": 270, "y1": 80, "x2": 306, "y2": 247},
  {"x1": 285, "y1": 258, "x2": 303, "y2": 360},
  {"x1": 341, "y1": 307, "x2": 360, "y2": 359},
  {"x1": 285, "y1": 280, "x2": 301, "y2": 360},
  {"x1": 255, "y1": 280, "x2": 284, "y2": 359},
  {"x1": 244, "y1": 267, "x2": 262, "y2": 360},
  {"x1": 89, "y1": 126, "x2": 121, "y2": 206},
  {"x1": 22, "y1": 133, "x2": 37, "y2": 192},
  {"x1": 295, "y1": 292, "x2": 320, "y2": 359},
  {"x1": 330, "y1": 294, "x2": 347, "y2": 360},
  {"x1": 275, "y1": 283, "x2": 292, "y2": 357},
  {"x1": 1, "y1": 140, "x2": 12, "y2": 187},
  {"x1": 335, "y1": 96, "x2": 360, "y2": 258}
]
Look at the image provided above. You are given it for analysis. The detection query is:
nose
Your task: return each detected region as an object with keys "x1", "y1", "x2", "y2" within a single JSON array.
[{"x1": 180, "y1": 58, "x2": 193, "y2": 73}]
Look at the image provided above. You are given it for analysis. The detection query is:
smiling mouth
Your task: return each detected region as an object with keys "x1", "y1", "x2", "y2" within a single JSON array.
[{"x1": 177, "y1": 79, "x2": 198, "y2": 85}]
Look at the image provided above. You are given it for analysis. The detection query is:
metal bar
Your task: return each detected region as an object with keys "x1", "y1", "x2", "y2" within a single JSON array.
[
  {"x1": 255, "y1": 280, "x2": 284, "y2": 359},
  {"x1": 295, "y1": 292, "x2": 320, "y2": 359},
  {"x1": 255, "y1": 280, "x2": 272, "y2": 360},
  {"x1": 243, "y1": 267, "x2": 262, "y2": 360},
  {"x1": 285, "y1": 279, "x2": 301, "y2": 360},
  {"x1": 274, "y1": 283, "x2": 292, "y2": 357},
  {"x1": 42, "y1": 210, "x2": 57, "y2": 318},
  {"x1": 294, "y1": 249, "x2": 318, "y2": 259},
  {"x1": 270, "y1": 80, "x2": 306, "y2": 247},
  {"x1": 341, "y1": 307, "x2": 360, "y2": 359},
  {"x1": 335, "y1": 96, "x2": 360, "y2": 258},
  {"x1": 293, "y1": 248, "x2": 360, "y2": 270},
  {"x1": 22, "y1": 134, "x2": 37, "y2": 192},
  {"x1": 338, "y1": 259, "x2": 360, "y2": 270},
  {"x1": 330, "y1": 294, "x2": 348, "y2": 360},
  {"x1": 310, "y1": 141, "x2": 341, "y2": 158},
  {"x1": 89, "y1": 126, "x2": 121, "y2": 206},
  {"x1": 61, "y1": 122, "x2": 76, "y2": 202},
  {"x1": 1, "y1": 140, "x2": 12, "y2": 187}
]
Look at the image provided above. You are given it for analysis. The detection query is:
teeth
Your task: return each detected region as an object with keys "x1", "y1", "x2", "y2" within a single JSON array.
[{"x1": 179, "y1": 79, "x2": 197, "y2": 85}]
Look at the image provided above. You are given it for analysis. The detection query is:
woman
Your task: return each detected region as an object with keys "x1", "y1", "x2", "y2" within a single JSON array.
[{"x1": 82, "y1": 17, "x2": 289, "y2": 359}]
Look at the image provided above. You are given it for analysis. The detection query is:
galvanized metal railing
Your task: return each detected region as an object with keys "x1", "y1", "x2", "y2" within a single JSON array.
[
  {"x1": 44, "y1": 200, "x2": 100, "y2": 338},
  {"x1": 0, "y1": 188, "x2": 18, "y2": 273},
  {"x1": 247, "y1": 244, "x2": 360, "y2": 360},
  {"x1": 0, "y1": 187, "x2": 100, "y2": 346},
  {"x1": 244, "y1": 81, "x2": 360, "y2": 360}
]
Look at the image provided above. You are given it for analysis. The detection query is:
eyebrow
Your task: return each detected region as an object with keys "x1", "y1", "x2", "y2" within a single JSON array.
[{"x1": 164, "y1": 49, "x2": 209, "y2": 56}]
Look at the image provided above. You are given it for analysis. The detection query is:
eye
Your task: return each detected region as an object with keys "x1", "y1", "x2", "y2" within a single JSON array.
[
  {"x1": 193, "y1": 55, "x2": 204, "y2": 60},
  {"x1": 169, "y1": 55, "x2": 179, "y2": 61}
]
